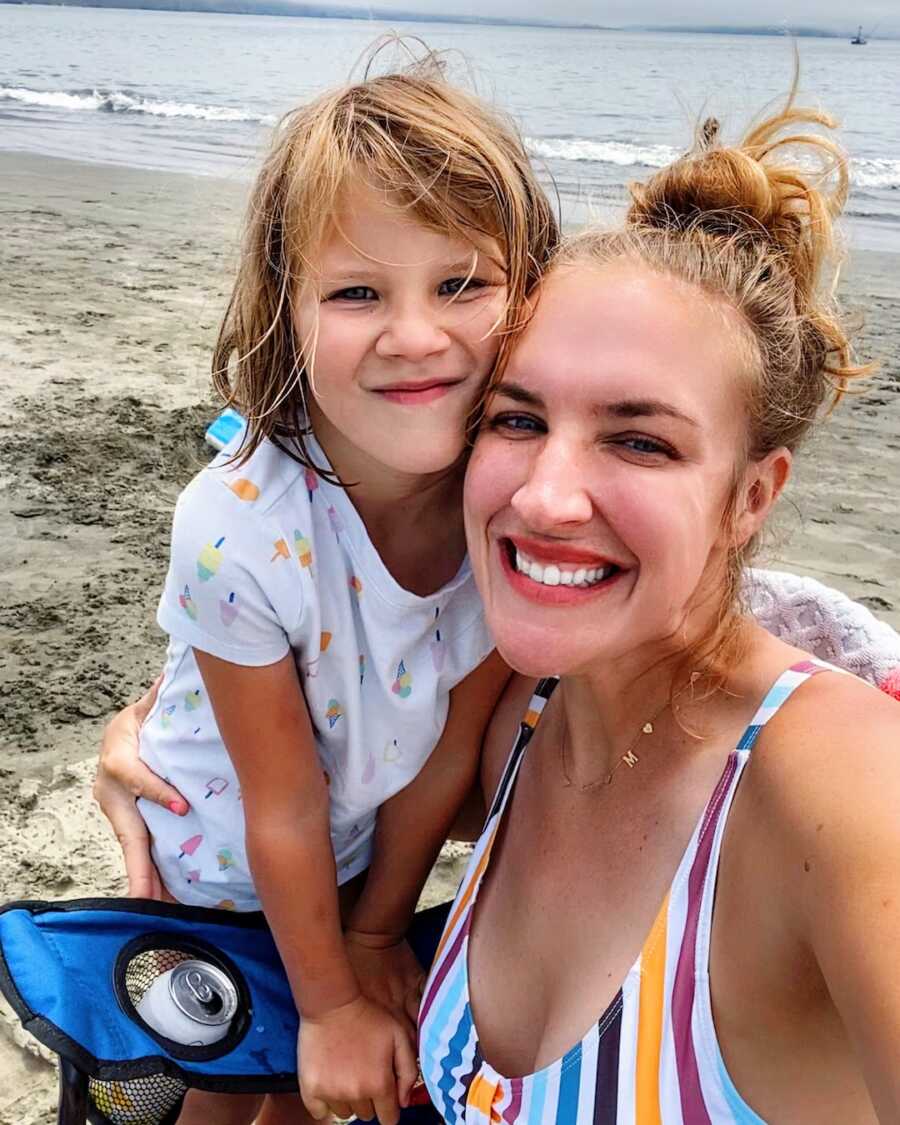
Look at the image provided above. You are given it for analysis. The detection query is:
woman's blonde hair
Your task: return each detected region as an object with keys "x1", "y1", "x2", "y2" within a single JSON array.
[
  {"x1": 553, "y1": 89, "x2": 869, "y2": 676},
  {"x1": 213, "y1": 48, "x2": 559, "y2": 471}
]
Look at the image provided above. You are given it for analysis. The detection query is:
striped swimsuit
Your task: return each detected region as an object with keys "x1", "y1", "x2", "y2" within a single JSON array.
[{"x1": 418, "y1": 660, "x2": 830, "y2": 1124}]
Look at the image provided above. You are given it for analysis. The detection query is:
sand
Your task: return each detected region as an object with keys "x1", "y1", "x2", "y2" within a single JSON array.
[{"x1": 0, "y1": 151, "x2": 898, "y2": 1120}]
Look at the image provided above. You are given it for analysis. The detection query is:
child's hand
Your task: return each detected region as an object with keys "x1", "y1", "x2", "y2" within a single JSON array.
[
  {"x1": 299, "y1": 994, "x2": 418, "y2": 1124},
  {"x1": 344, "y1": 930, "x2": 426, "y2": 1045}
]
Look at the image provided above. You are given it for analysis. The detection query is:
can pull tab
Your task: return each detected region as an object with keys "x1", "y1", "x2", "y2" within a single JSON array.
[{"x1": 185, "y1": 969, "x2": 223, "y2": 1016}]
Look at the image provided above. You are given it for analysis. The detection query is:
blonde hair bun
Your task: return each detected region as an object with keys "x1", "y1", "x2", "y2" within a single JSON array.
[{"x1": 627, "y1": 101, "x2": 848, "y2": 309}]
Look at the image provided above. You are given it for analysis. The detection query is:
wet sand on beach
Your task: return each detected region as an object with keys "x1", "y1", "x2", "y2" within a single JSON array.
[{"x1": 1, "y1": 151, "x2": 898, "y2": 1121}]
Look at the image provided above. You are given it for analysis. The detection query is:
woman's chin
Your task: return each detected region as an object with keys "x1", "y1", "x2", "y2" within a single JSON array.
[{"x1": 490, "y1": 628, "x2": 611, "y2": 680}]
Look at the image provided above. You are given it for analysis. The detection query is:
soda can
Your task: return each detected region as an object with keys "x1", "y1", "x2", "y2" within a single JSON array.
[{"x1": 136, "y1": 959, "x2": 238, "y2": 1046}]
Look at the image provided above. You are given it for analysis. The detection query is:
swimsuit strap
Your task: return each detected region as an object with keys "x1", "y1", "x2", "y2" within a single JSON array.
[{"x1": 736, "y1": 658, "x2": 835, "y2": 753}]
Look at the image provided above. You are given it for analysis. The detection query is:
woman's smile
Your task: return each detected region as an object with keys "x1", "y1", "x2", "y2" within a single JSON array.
[{"x1": 498, "y1": 535, "x2": 627, "y2": 604}]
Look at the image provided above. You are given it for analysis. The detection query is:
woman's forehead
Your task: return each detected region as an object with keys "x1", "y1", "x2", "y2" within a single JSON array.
[{"x1": 505, "y1": 261, "x2": 748, "y2": 418}]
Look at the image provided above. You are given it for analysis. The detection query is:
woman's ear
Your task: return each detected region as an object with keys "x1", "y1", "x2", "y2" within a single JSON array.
[{"x1": 733, "y1": 446, "x2": 792, "y2": 547}]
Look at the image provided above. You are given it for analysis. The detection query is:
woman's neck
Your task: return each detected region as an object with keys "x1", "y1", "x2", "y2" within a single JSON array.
[{"x1": 553, "y1": 621, "x2": 753, "y2": 786}]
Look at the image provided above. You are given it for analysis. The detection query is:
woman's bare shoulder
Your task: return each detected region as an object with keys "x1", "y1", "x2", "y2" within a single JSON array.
[
  {"x1": 744, "y1": 669, "x2": 900, "y2": 899},
  {"x1": 479, "y1": 673, "x2": 542, "y2": 810}
]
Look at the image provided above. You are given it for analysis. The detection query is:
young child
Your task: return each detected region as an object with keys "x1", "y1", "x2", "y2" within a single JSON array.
[{"x1": 135, "y1": 56, "x2": 558, "y2": 1125}]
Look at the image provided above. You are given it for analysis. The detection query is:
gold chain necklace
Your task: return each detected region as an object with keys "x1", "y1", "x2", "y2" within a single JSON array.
[{"x1": 558, "y1": 678, "x2": 699, "y2": 792}]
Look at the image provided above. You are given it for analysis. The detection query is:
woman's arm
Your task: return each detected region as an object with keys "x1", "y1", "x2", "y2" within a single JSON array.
[
  {"x1": 93, "y1": 678, "x2": 189, "y2": 899},
  {"x1": 758, "y1": 675, "x2": 900, "y2": 1120}
]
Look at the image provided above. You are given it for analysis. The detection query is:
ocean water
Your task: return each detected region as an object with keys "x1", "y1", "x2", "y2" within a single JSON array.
[{"x1": 2, "y1": 4, "x2": 900, "y2": 242}]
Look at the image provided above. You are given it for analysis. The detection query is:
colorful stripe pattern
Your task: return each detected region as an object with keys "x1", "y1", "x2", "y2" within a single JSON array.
[{"x1": 419, "y1": 661, "x2": 830, "y2": 1124}]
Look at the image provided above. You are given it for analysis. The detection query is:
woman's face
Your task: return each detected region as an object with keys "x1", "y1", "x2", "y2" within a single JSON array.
[{"x1": 464, "y1": 261, "x2": 785, "y2": 678}]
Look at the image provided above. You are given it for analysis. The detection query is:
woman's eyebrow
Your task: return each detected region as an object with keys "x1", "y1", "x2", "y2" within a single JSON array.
[
  {"x1": 598, "y1": 399, "x2": 699, "y2": 427},
  {"x1": 494, "y1": 382, "x2": 544, "y2": 407}
]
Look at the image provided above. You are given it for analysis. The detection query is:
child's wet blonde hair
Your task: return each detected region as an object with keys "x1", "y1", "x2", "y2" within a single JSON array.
[{"x1": 213, "y1": 46, "x2": 559, "y2": 470}]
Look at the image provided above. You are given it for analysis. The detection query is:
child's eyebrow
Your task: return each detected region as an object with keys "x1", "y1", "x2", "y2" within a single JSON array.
[{"x1": 320, "y1": 255, "x2": 496, "y2": 280}]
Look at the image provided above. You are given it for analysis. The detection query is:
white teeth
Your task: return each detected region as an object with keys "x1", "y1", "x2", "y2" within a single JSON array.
[{"x1": 513, "y1": 548, "x2": 615, "y2": 589}]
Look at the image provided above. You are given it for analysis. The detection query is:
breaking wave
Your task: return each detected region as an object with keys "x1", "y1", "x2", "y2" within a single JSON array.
[
  {"x1": 526, "y1": 136, "x2": 678, "y2": 169},
  {"x1": 4, "y1": 87, "x2": 898, "y2": 191},
  {"x1": 0, "y1": 85, "x2": 276, "y2": 124},
  {"x1": 526, "y1": 135, "x2": 900, "y2": 190}
]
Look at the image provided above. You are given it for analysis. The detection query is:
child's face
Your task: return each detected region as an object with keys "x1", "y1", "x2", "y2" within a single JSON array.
[{"x1": 293, "y1": 184, "x2": 508, "y2": 479}]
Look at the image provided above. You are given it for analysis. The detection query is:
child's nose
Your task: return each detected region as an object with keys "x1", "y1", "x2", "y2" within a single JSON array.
[{"x1": 375, "y1": 307, "x2": 451, "y2": 361}]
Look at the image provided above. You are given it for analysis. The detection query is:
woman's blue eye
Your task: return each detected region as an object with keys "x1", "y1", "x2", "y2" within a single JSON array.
[
  {"x1": 439, "y1": 277, "x2": 487, "y2": 297},
  {"x1": 488, "y1": 412, "x2": 544, "y2": 435},
  {"x1": 328, "y1": 286, "x2": 377, "y2": 301},
  {"x1": 619, "y1": 435, "x2": 676, "y2": 457}
]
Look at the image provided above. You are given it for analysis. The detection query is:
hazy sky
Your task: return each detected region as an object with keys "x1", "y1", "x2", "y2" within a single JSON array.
[{"x1": 344, "y1": 0, "x2": 898, "y2": 34}]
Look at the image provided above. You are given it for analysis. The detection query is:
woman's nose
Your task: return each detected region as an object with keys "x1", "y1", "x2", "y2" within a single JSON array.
[
  {"x1": 510, "y1": 438, "x2": 594, "y2": 531},
  {"x1": 375, "y1": 302, "x2": 452, "y2": 362}
]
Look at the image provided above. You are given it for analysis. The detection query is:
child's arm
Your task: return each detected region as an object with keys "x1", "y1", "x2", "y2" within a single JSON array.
[
  {"x1": 344, "y1": 651, "x2": 511, "y2": 1021},
  {"x1": 194, "y1": 649, "x2": 417, "y2": 1124}
]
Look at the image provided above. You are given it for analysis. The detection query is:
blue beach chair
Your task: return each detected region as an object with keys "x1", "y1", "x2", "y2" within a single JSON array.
[{"x1": 0, "y1": 897, "x2": 446, "y2": 1125}]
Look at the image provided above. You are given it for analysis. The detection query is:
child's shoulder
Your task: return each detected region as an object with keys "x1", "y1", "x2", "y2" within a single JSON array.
[{"x1": 182, "y1": 434, "x2": 314, "y2": 523}]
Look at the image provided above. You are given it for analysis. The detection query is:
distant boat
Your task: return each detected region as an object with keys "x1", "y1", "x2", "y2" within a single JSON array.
[{"x1": 851, "y1": 25, "x2": 867, "y2": 44}]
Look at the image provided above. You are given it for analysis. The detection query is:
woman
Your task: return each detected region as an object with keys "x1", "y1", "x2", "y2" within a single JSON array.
[
  {"x1": 417, "y1": 106, "x2": 900, "y2": 1122},
  {"x1": 97, "y1": 101, "x2": 900, "y2": 1121}
]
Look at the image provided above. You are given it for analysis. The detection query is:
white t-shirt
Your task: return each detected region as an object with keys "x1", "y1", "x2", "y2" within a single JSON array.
[{"x1": 138, "y1": 432, "x2": 492, "y2": 910}]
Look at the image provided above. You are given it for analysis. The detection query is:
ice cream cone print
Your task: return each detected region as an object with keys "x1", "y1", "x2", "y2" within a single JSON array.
[
  {"x1": 217, "y1": 899, "x2": 237, "y2": 911},
  {"x1": 430, "y1": 607, "x2": 445, "y2": 671},
  {"x1": 216, "y1": 848, "x2": 234, "y2": 871},
  {"x1": 204, "y1": 776, "x2": 228, "y2": 799},
  {"x1": 391, "y1": 660, "x2": 412, "y2": 699},
  {"x1": 327, "y1": 505, "x2": 344, "y2": 539},
  {"x1": 304, "y1": 468, "x2": 319, "y2": 503},
  {"x1": 384, "y1": 739, "x2": 400, "y2": 763},
  {"x1": 179, "y1": 585, "x2": 198, "y2": 621},
  {"x1": 359, "y1": 653, "x2": 366, "y2": 685},
  {"x1": 270, "y1": 538, "x2": 290, "y2": 563},
  {"x1": 229, "y1": 478, "x2": 260, "y2": 502},
  {"x1": 294, "y1": 530, "x2": 312, "y2": 568},
  {"x1": 219, "y1": 592, "x2": 238, "y2": 627},
  {"x1": 362, "y1": 749, "x2": 376, "y2": 784},
  {"x1": 197, "y1": 537, "x2": 225, "y2": 582},
  {"x1": 320, "y1": 631, "x2": 332, "y2": 652},
  {"x1": 178, "y1": 834, "x2": 203, "y2": 859},
  {"x1": 184, "y1": 689, "x2": 202, "y2": 712},
  {"x1": 325, "y1": 698, "x2": 343, "y2": 729},
  {"x1": 349, "y1": 575, "x2": 362, "y2": 597},
  {"x1": 160, "y1": 704, "x2": 176, "y2": 730},
  {"x1": 186, "y1": 869, "x2": 201, "y2": 884}
]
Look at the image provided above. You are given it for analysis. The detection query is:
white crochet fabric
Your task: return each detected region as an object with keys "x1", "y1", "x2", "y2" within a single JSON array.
[{"x1": 744, "y1": 568, "x2": 900, "y2": 689}]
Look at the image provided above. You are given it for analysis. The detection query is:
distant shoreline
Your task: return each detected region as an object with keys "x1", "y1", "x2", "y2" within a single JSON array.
[
  {"x1": 1, "y1": 1, "x2": 894, "y2": 39},
  {"x1": 0, "y1": 0, "x2": 607, "y2": 30}
]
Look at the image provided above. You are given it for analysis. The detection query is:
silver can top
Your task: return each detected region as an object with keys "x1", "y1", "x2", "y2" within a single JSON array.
[{"x1": 168, "y1": 960, "x2": 239, "y2": 1027}]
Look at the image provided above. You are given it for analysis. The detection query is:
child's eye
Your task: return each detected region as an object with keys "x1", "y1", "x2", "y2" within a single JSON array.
[
  {"x1": 325, "y1": 286, "x2": 377, "y2": 302},
  {"x1": 486, "y1": 412, "x2": 546, "y2": 437},
  {"x1": 439, "y1": 276, "x2": 489, "y2": 298}
]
